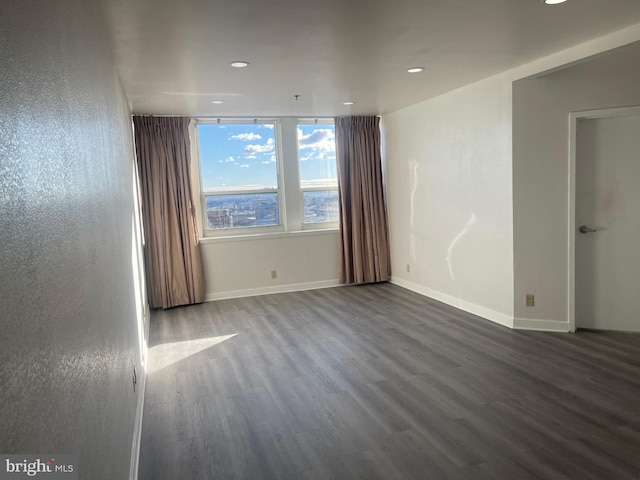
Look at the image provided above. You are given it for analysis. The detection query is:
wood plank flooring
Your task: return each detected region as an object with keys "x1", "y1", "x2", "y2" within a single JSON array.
[{"x1": 138, "y1": 283, "x2": 640, "y2": 479}]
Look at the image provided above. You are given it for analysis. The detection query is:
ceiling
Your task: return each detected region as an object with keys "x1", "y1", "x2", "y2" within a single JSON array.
[{"x1": 101, "y1": 0, "x2": 640, "y2": 117}]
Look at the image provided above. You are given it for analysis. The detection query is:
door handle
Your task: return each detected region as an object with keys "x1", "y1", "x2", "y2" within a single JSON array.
[{"x1": 579, "y1": 225, "x2": 598, "y2": 234}]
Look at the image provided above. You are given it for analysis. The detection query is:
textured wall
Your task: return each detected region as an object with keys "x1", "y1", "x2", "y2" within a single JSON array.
[{"x1": 0, "y1": 1, "x2": 144, "y2": 478}]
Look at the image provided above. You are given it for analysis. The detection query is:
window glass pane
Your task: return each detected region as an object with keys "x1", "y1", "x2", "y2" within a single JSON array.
[
  {"x1": 205, "y1": 193, "x2": 279, "y2": 229},
  {"x1": 198, "y1": 123, "x2": 278, "y2": 191},
  {"x1": 303, "y1": 190, "x2": 339, "y2": 224},
  {"x1": 298, "y1": 123, "x2": 337, "y2": 188}
]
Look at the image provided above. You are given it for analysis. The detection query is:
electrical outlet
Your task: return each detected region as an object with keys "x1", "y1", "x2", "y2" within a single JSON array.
[
  {"x1": 271, "y1": 270, "x2": 277, "y2": 279},
  {"x1": 525, "y1": 294, "x2": 535, "y2": 307},
  {"x1": 406, "y1": 264, "x2": 411, "y2": 273}
]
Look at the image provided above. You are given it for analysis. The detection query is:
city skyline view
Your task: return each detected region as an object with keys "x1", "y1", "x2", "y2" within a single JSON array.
[{"x1": 204, "y1": 190, "x2": 338, "y2": 230}]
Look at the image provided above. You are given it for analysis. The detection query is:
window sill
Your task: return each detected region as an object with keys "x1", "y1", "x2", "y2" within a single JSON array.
[{"x1": 199, "y1": 228, "x2": 339, "y2": 244}]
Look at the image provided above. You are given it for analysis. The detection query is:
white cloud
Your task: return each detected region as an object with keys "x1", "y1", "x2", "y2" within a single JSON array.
[
  {"x1": 245, "y1": 154, "x2": 257, "y2": 159},
  {"x1": 239, "y1": 164, "x2": 250, "y2": 168},
  {"x1": 230, "y1": 132, "x2": 262, "y2": 141},
  {"x1": 223, "y1": 156, "x2": 235, "y2": 163},
  {"x1": 244, "y1": 137, "x2": 275, "y2": 155},
  {"x1": 298, "y1": 128, "x2": 335, "y2": 154},
  {"x1": 259, "y1": 124, "x2": 274, "y2": 129}
]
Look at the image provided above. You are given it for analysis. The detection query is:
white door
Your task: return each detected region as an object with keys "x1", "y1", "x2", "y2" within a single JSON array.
[{"x1": 575, "y1": 114, "x2": 640, "y2": 332}]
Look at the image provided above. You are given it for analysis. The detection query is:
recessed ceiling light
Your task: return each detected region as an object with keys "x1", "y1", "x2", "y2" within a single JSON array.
[
  {"x1": 211, "y1": 100, "x2": 224, "y2": 104},
  {"x1": 407, "y1": 67, "x2": 424, "y2": 73},
  {"x1": 544, "y1": 0, "x2": 567, "y2": 4},
  {"x1": 343, "y1": 101, "x2": 355, "y2": 105},
  {"x1": 230, "y1": 61, "x2": 249, "y2": 68}
]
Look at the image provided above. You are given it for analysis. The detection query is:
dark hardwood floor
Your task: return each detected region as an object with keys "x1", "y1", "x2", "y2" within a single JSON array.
[{"x1": 138, "y1": 283, "x2": 640, "y2": 480}]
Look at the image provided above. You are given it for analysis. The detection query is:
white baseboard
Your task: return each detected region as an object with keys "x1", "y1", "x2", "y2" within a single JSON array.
[
  {"x1": 205, "y1": 279, "x2": 341, "y2": 302},
  {"x1": 390, "y1": 276, "x2": 514, "y2": 329},
  {"x1": 513, "y1": 318, "x2": 570, "y2": 332},
  {"x1": 129, "y1": 363, "x2": 146, "y2": 480},
  {"x1": 129, "y1": 306, "x2": 149, "y2": 480}
]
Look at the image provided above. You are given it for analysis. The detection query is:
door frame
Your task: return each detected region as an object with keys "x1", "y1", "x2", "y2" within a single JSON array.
[{"x1": 568, "y1": 105, "x2": 640, "y2": 332}]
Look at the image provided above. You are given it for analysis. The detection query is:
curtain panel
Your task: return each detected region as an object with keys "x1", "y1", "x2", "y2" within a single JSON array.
[
  {"x1": 335, "y1": 116, "x2": 391, "y2": 285},
  {"x1": 133, "y1": 116, "x2": 206, "y2": 309}
]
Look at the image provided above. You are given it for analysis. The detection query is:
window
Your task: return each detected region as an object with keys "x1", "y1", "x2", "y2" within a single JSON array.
[
  {"x1": 197, "y1": 121, "x2": 282, "y2": 234},
  {"x1": 195, "y1": 118, "x2": 339, "y2": 237},
  {"x1": 298, "y1": 121, "x2": 339, "y2": 226}
]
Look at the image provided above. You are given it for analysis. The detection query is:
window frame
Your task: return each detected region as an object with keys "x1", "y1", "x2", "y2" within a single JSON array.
[
  {"x1": 195, "y1": 118, "x2": 285, "y2": 237},
  {"x1": 192, "y1": 117, "x2": 340, "y2": 239}
]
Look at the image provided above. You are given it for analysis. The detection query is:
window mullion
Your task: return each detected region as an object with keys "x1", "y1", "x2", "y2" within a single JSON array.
[{"x1": 279, "y1": 118, "x2": 303, "y2": 232}]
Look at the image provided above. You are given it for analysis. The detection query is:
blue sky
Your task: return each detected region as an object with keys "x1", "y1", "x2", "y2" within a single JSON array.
[{"x1": 198, "y1": 123, "x2": 336, "y2": 191}]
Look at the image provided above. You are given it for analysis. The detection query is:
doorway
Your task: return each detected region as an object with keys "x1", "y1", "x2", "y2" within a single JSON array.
[{"x1": 570, "y1": 106, "x2": 640, "y2": 332}]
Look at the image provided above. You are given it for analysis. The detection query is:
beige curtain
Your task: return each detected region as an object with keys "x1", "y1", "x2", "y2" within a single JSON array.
[
  {"x1": 335, "y1": 116, "x2": 391, "y2": 284},
  {"x1": 133, "y1": 116, "x2": 206, "y2": 309}
]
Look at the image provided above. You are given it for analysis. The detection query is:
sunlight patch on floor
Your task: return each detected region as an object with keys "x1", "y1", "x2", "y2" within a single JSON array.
[{"x1": 147, "y1": 334, "x2": 238, "y2": 373}]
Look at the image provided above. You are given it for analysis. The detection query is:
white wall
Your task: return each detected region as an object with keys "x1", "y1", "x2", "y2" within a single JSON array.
[
  {"x1": 0, "y1": 1, "x2": 146, "y2": 478},
  {"x1": 201, "y1": 231, "x2": 339, "y2": 300},
  {"x1": 383, "y1": 22, "x2": 640, "y2": 330},
  {"x1": 383, "y1": 77, "x2": 515, "y2": 327},
  {"x1": 513, "y1": 41, "x2": 640, "y2": 330}
]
